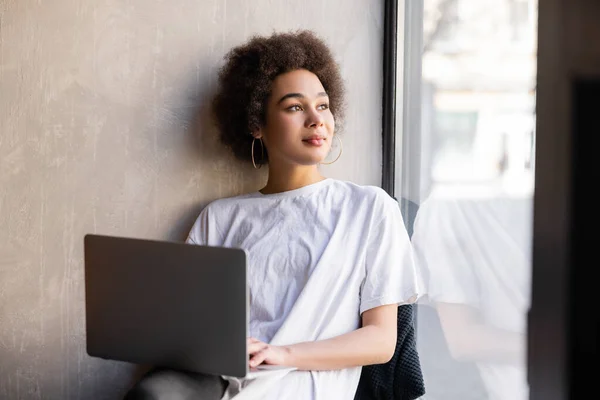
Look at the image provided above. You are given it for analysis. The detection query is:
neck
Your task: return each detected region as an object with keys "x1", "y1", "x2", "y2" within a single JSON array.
[{"x1": 260, "y1": 164, "x2": 326, "y2": 194}]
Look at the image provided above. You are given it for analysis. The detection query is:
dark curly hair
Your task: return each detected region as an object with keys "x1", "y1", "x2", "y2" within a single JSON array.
[{"x1": 212, "y1": 30, "x2": 346, "y2": 165}]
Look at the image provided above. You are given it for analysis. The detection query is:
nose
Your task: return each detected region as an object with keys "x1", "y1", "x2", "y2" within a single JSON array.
[{"x1": 305, "y1": 109, "x2": 324, "y2": 128}]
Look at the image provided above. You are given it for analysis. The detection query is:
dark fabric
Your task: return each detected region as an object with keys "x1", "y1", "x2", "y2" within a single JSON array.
[
  {"x1": 354, "y1": 304, "x2": 425, "y2": 400},
  {"x1": 123, "y1": 367, "x2": 227, "y2": 400}
]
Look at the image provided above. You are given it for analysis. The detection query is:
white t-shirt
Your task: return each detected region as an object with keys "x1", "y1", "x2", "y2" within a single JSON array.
[
  {"x1": 412, "y1": 196, "x2": 531, "y2": 400},
  {"x1": 186, "y1": 178, "x2": 420, "y2": 400}
]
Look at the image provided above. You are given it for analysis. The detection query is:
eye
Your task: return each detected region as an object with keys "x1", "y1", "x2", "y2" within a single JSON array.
[
  {"x1": 318, "y1": 103, "x2": 330, "y2": 110},
  {"x1": 287, "y1": 105, "x2": 303, "y2": 112}
]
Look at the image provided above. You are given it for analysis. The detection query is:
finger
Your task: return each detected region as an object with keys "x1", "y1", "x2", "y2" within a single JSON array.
[
  {"x1": 249, "y1": 349, "x2": 268, "y2": 367},
  {"x1": 248, "y1": 341, "x2": 267, "y2": 351},
  {"x1": 247, "y1": 337, "x2": 261, "y2": 344},
  {"x1": 247, "y1": 342, "x2": 268, "y2": 355}
]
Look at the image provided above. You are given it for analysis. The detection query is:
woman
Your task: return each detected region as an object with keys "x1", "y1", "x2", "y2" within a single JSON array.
[{"x1": 125, "y1": 29, "x2": 420, "y2": 400}]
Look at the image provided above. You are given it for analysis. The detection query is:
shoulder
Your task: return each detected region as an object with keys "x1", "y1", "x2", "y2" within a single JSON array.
[
  {"x1": 330, "y1": 179, "x2": 398, "y2": 209},
  {"x1": 198, "y1": 192, "x2": 257, "y2": 215},
  {"x1": 187, "y1": 192, "x2": 257, "y2": 244}
]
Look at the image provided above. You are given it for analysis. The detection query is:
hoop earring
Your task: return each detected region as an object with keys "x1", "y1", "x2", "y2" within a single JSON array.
[
  {"x1": 320, "y1": 135, "x2": 343, "y2": 165},
  {"x1": 251, "y1": 137, "x2": 264, "y2": 169}
]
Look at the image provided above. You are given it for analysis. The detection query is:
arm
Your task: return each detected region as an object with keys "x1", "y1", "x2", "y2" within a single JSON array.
[
  {"x1": 436, "y1": 302, "x2": 525, "y2": 365},
  {"x1": 248, "y1": 304, "x2": 398, "y2": 371}
]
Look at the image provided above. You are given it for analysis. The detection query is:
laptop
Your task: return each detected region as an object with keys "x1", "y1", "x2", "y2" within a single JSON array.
[{"x1": 83, "y1": 233, "x2": 252, "y2": 377}]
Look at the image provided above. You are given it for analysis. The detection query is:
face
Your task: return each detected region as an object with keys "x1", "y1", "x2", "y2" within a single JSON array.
[{"x1": 255, "y1": 69, "x2": 335, "y2": 166}]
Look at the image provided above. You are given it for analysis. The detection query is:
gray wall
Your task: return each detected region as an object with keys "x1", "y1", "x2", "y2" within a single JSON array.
[{"x1": 0, "y1": 1, "x2": 384, "y2": 399}]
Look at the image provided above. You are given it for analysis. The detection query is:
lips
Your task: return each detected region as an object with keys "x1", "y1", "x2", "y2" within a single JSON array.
[{"x1": 302, "y1": 136, "x2": 326, "y2": 146}]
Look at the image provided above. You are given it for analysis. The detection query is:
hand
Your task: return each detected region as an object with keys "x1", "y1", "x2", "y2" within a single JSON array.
[{"x1": 247, "y1": 337, "x2": 291, "y2": 368}]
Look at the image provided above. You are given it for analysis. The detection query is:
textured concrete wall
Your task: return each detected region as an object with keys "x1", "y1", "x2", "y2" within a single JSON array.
[{"x1": 0, "y1": 1, "x2": 384, "y2": 399}]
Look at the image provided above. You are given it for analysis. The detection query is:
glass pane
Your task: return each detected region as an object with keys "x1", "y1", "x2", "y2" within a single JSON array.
[{"x1": 401, "y1": 1, "x2": 538, "y2": 399}]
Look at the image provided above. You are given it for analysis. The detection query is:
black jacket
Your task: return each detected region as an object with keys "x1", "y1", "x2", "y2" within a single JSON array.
[{"x1": 354, "y1": 303, "x2": 425, "y2": 400}]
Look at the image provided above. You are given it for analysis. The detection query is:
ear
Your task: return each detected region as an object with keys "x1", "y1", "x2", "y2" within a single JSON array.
[{"x1": 251, "y1": 127, "x2": 263, "y2": 140}]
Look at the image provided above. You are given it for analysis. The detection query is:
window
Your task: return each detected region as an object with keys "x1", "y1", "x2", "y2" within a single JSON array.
[{"x1": 387, "y1": 1, "x2": 538, "y2": 399}]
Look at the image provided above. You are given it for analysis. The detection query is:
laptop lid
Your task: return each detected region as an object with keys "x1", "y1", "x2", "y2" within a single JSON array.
[{"x1": 83, "y1": 234, "x2": 249, "y2": 378}]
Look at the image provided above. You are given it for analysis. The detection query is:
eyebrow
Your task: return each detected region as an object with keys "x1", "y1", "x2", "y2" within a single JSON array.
[{"x1": 277, "y1": 92, "x2": 328, "y2": 104}]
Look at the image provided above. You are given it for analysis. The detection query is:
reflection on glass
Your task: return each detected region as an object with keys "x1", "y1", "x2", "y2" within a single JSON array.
[{"x1": 410, "y1": 1, "x2": 537, "y2": 399}]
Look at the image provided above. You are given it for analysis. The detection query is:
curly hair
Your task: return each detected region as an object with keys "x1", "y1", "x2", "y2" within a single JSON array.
[{"x1": 212, "y1": 30, "x2": 346, "y2": 165}]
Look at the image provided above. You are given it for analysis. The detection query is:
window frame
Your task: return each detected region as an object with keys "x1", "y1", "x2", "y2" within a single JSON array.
[{"x1": 382, "y1": 0, "x2": 423, "y2": 206}]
